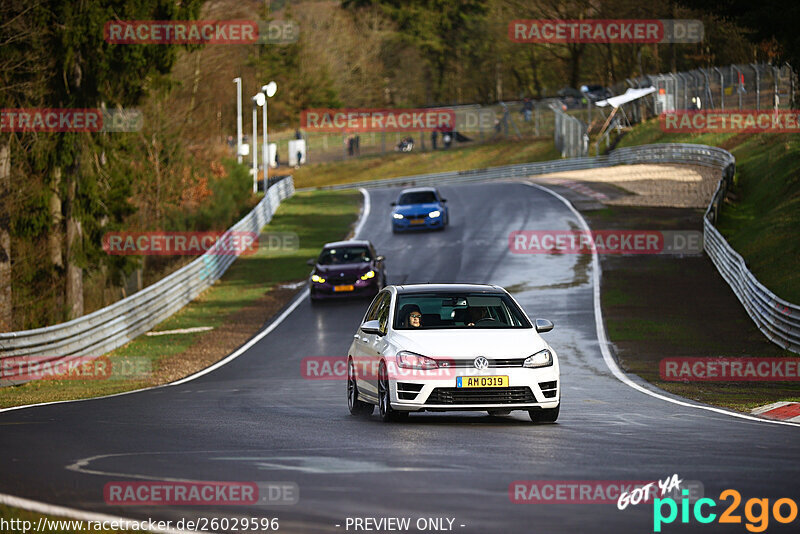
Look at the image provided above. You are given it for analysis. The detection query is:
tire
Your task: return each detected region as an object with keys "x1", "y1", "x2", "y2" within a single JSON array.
[
  {"x1": 347, "y1": 359, "x2": 374, "y2": 416},
  {"x1": 528, "y1": 404, "x2": 559, "y2": 423},
  {"x1": 378, "y1": 361, "x2": 407, "y2": 422},
  {"x1": 487, "y1": 410, "x2": 511, "y2": 416}
]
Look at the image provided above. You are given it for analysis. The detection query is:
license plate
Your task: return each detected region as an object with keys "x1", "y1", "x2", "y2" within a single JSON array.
[
  {"x1": 456, "y1": 376, "x2": 509, "y2": 388},
  {"x1": 333, "y1": 285, "x2": 354, "y2": 292},
  {"x1": 410, "y1": 218, "x2": 426, "y2": 225}
]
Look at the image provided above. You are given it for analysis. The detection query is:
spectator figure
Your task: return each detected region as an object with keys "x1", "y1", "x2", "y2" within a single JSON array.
[
  {"x1": 431, "y1": 130, "x2": 438, "y2": 150},
  {"x1": 295, "y1": 129, "x2": 303, "y2": 140},
  {"x1": 523, "y1": 99, "x2": 533, "y2": 122},
  {"x1": 355, "y1": 135, "x2": 360, "y2": 156},
  {"x1": 443, "y1": 131, "x2": 452, "y2": 149},
  {"x1": 347, "y1": 135, "x2": 355, "y2": 156},
  {"x1": 295, "y1": 150, "x2": 302, "y2": 169}
]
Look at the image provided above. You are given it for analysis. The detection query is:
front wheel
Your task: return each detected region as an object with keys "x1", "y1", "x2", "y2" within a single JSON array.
[
  {"x1": 378, "y1": 361, "x2": 407, "y2": 422},
  {"x1": 529, "y1": 405, "x2": 559, "y2": 423},
  {"x1": 348, "y1": 359, "x2": 374, "y2": 416}
]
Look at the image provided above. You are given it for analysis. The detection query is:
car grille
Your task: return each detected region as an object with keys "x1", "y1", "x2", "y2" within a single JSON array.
[
  {"x1": 442, "y1": 358, "x2": 526, "y2": 368},
  {"x1": 425, "y1": 387, "x2": 535, "y2": 405},
  {"x1": 539, "y1": 380, "x2": 558, "y2": 399},
  {"x1": 397, "y1": 382, "x2": 424, "y2": 400}
]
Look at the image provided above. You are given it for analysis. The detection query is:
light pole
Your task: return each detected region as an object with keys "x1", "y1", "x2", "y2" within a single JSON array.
[
  {"x1": 252, "y1": 93, "x2": 265, "y2": 193},
  {"x1": 233, "y1": 77, "x2": 242, "y2": 163},
  {"x1": 261, "y1": 81, "x2": 277, "y2": 175}
]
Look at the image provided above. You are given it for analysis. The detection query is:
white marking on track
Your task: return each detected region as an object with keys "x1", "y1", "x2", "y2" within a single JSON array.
[{"x1": 145, "y1": 326, "x2": 214, "y2": 336}]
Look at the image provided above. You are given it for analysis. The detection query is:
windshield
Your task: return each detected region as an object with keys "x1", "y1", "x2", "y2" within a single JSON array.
[
  {"x1": 394, "y1": 292, "x2": 531, "y2": 330},
  {"x1": 318, "y1": 246, "x2": 370, "y2": 265},
  {"x1": 398, "y1": 191, "x2": 437, "y2": 205}
]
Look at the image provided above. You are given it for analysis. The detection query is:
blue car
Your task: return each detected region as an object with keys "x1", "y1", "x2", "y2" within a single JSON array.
[{"x1": 391, "y1": 187, "x2": 449, "y2": 232}]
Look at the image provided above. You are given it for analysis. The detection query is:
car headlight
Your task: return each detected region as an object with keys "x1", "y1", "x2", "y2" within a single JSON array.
[
  {"x1": 392, "y1": 213, "x2": 404, "y2": 219},
  {"x1": 311, "y1": 274, "x2": 326, "y2": 283},
  {"x1": 360, "y1": 270, "x2": 375, "y2": 280},
  {"x1": 396, "y1": 351, "x2": 438, "y2": 370},
  {"x1": 523, "y1": 349, "x2": 553, "y2": 368},
  {"x1": 428, "y1": 210, "x2": 441, "y2": 218}
]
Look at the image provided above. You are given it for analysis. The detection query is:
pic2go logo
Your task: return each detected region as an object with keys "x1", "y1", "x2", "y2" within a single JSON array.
[{"x1": 653, "y1": 489, "x2": 798, "y2": 532}]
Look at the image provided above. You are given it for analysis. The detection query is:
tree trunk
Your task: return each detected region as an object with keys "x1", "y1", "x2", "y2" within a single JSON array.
[
  {"x1": 49, "y1": 167, "x2": 63, "y2": 267},
  {"x1": 0, "y1": 142, "x2": 11, "y2": 331},
  {"x1": 65, "y1": 168, "x2": 83, "y2": 319}
]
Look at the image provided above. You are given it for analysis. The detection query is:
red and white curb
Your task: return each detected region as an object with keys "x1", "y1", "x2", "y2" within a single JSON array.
[{"x1": 751, "y1": 402, "x2": 800, "y2": 422}]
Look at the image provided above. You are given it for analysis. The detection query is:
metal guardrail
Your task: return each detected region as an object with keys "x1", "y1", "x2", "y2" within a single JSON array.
[
  {"x1": 303, "y1": 143, "x2": 799, "y2": 353},
  {"x1": 301, "y1": 143, "x2": 732, "y2": 191},
  {"x1": 703, "y1": 171, "x2": 800, "y2": 354},
  {"x1": 0, "y1": 177, "x2": 295, "y2": 384}
]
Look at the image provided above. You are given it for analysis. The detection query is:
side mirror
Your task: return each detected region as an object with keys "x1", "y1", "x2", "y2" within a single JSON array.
[
  {"x1": 441, "y1": 198, "x2": 447, "y2": 202},
  {"x1": 390, "y1": 201, "x2": 397, "y2": 206},
  {"x1": 361, "y1": 320, "x2": 383, "y2": 335},
  {"x1": 535, "y1": 318, "x2": 554, "y2": 333},
  {"x1": 375, "y1": 255, "x2": 385, "y2": 262},
  {"x1": 306, "y1": 258, "x2": 316, "y2": 266}
]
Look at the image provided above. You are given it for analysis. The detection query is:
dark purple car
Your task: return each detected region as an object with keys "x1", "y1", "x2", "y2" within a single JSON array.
[{"x1": 308, "y1": 240, "x2": 386, "y2": 302}]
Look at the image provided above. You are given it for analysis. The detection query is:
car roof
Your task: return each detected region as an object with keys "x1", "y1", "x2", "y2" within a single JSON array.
[
  {"x1": 390, "y1": 283, "x2": 505, "y2": 294},
  {"x1": 398, "y1": 186, "x2": 437, "y2": 194},
  {"x1": 322, "y1": 239, "x2": 372, "y2": 249}
]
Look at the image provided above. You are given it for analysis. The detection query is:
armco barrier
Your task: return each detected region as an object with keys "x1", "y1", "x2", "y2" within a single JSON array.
[
  {"x1": 302, "y1": 143, "x2": 799, "y2": 353},
  {"x1": 0, "y1": 177, "x2": 295, "y2": 385}
]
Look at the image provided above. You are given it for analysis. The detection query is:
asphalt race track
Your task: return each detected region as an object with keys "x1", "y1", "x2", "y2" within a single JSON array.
[{"x1": 1, "y1": 181, "x2": 799, "y2": 534}]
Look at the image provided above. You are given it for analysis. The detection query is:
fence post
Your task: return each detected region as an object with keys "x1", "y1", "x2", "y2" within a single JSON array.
[
  {"x1": 773, "y1": 65, "x2": 780, "y2": 110},
  {"x1": 714, "y1": 67, "x2": 724, "y2": 110}
]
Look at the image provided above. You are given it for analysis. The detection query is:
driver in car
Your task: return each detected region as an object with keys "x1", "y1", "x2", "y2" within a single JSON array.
[{"x1": 466, "y1": 306, "x2": 488, "y2": 326}]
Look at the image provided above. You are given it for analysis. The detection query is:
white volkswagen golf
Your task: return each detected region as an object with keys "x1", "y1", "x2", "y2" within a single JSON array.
[{"x1": 346, "y1": 284, "x2": 560, "y2": 422}]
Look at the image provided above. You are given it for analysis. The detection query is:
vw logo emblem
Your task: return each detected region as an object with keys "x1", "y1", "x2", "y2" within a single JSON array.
[{"x1": 473, "y1": 356, "x2": 489, "y2": 370}]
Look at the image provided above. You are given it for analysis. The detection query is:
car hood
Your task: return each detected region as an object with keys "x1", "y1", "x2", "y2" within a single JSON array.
[
  {"x1": 315, "y1": 262, "x2": 372, "y2": 275},
  {"x1": 393, "y1": 202, "x2": 441, "y2": 215},
  {"x1": 388, "y1": 328, "x2": 548, "y2": 359}
]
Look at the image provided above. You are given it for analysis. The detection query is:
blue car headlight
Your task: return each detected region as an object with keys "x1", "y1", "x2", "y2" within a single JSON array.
[
  {"x1": 392, "y1": 213, "x2": 404, "y2": 220},
  {"x1": 428, "y1": 210, "x2": 441, "y2": 218}
]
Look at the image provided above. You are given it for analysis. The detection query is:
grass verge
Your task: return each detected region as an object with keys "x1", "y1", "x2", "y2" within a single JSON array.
[
  {"x1": 586, "y1": 204, "x2": 799, "y2": 412},
  {"x1": 616, "y1": 119, "x2": 800, "y2": 302},
  {"x1": 0, "y1": 190, "x2": 362, "y2": 409},
  {"x1": 290, "y1": 135, "x2": 560, "y2": 189}
]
